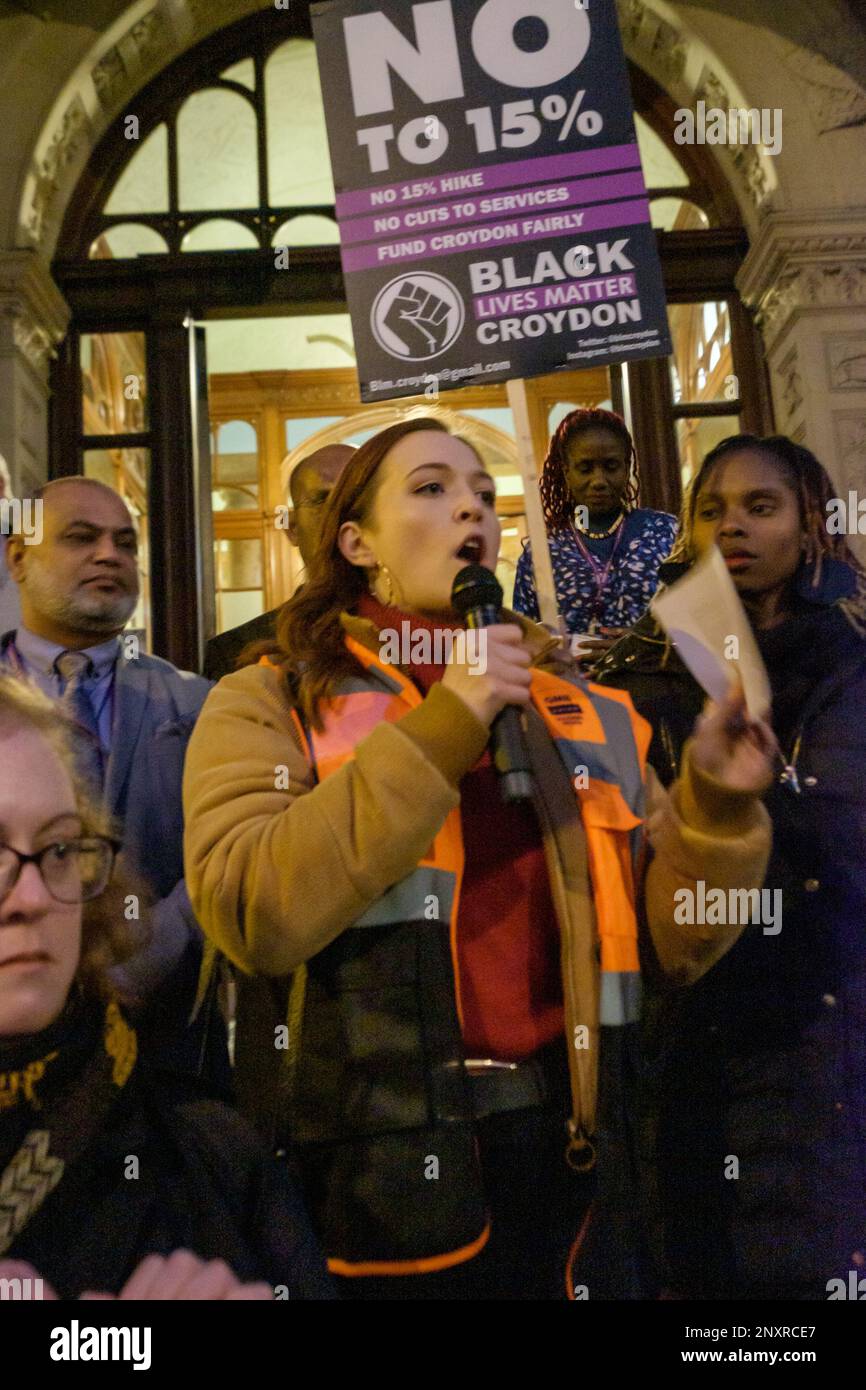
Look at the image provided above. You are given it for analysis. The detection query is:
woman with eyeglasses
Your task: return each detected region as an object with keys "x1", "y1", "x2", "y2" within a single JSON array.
[
  {"x1": 595, "y1": 434, "x2": 866, "y2": 1299},
  {"x1": 0, "y1": 673, "x2": 331, "y2": 1300}
]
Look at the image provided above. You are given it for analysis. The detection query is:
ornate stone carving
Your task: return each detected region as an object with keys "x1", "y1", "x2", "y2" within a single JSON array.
[
  {"x1": 91, "y1": 45, "x2": 129, "y2": 112},
  {"x1": 9, "y1": 316, "x2": 55, "y2": 374},
  {"x1": 694, "y1": 66, "x2": 727, "y2": 114},
  {"x1": 826, "y1": 334, "x2": 866, "y2": 391},
  {"x1": 834, "y1": 413, "x2": 866, "y2": 477},
  {"x1": 616, "y1": 0, "x2": 687, "y2": 84},
  {"x1": 756, "y1": 263, "x2": 866, "y2": 345},
  {"x1": 778, "y1": 348, "x2": 803, "y2": 419},
  {"x1": 782, "y1": 46, "x2": 866, "y2": 134},
  {"x1": 25, "y1": 95, "x2": 93, "y2": 247},
  {"x1": 0, "y1": 252, "x2": 69, "y2": 379},
  {"x1": 126, "y1": 10, "x2": 168, "y2": 67},
  {"x1": 693, "y1": 66, "x2": 770, "y2": 209},
  {"x1": 92, "y1": 7, "x2": 170, "y2": 112},
  {"x1": 738, "y1": 214, "x2": 866, "y2": 349}
]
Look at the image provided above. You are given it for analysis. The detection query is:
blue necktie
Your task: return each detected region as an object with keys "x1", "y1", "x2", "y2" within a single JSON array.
[{"x1": 54, "y1": 650, "x2": 105, "y2": 794}]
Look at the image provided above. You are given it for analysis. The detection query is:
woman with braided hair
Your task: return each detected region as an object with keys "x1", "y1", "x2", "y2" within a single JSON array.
[
  {"x1": 512, "y1": 407, "x2": 677, "y2": 664},
  {"x1": 595, "y1": 433, "x2": 866, "y2": 1299}
]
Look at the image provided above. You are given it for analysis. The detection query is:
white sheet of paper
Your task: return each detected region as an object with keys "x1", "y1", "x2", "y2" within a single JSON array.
[{"x1": 650, "y1": 545, "x2": 772, "y2": 718}]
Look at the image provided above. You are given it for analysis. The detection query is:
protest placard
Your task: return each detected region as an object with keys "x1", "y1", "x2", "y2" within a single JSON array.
[{"x1": 312, "y1": 0, "x2": 672, "y2": 402}]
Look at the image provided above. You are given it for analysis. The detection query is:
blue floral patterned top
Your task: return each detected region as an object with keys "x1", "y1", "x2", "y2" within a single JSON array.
[{"x1": 512, "y1": 508, "x2": 678, "y2": 633}]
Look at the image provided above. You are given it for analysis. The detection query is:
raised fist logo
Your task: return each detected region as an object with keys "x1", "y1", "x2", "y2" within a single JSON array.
[
  {"x1": 386, "y1": 281, "x2": 452, "y2": 355},
  {"x1": 371, "y1": 273, "x2": 464, "y2": 361}
]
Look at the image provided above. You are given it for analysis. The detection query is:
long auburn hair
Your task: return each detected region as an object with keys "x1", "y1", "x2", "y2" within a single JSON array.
[
  {"x1": 277, "y1": 415, "x2": 485, "y2": 729},
  {"x1": 539, "y1": 406, "x2": 640, "y2": 527}
]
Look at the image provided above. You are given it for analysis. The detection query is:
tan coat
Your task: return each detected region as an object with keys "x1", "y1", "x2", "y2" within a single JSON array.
[{"x1": 183, "y1": 612, "x2": 771, "y2": 1138}]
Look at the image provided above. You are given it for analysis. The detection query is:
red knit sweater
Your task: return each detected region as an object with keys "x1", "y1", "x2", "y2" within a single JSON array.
[{"x1": 357, "y1": 595, "x2": 564, "y2": 1060}]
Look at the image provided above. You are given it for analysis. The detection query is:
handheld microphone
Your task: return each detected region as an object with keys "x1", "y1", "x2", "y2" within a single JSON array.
[{"x1": 451, "y1": 563, "x2": 533, "y2": 803}]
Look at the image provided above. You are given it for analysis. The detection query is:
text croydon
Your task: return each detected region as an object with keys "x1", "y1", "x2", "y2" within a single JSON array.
[{"x1": 468, "y1": 238, "x2": 643, "y2": 344}]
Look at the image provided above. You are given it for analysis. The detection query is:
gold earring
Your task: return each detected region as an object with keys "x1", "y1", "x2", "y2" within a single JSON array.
[{"x1": 370, "y1": 563, "x2": 395, "y2": 606}]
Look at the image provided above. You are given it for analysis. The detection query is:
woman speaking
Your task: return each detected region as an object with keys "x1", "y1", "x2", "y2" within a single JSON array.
[{"x1": 183, "y1": 416, "x2": 772, "y2": 1300}]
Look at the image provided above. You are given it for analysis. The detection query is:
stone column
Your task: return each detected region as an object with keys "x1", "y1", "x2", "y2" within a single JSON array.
[
  {"x1": 737, "y1": 211, "x2": 866, "y2": 563},
  {"x1": 0, "y1": 250, "x2": 70, "y2": 494}
]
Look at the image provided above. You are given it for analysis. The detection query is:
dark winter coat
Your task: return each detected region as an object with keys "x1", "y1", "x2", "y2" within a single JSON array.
[
  {"x1": 596, "y1": 558, "x2": 866, "y2": 1299},
  {"x1": 1, "y1": 1001, "x2": 334, "y2": 1300}
]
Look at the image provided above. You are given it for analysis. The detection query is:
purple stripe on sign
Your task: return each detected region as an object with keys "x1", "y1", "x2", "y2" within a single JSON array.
[
  {"x1": 335, "y1": 144, "x2": 642, "y2": 217},
  {"x1": 339, "y1": 171, "x2": 647, "y2": 245},
  {"x1": 473, "y1": 273, "x2": 638, "y2": 320},
  {"x1": 341, "y1": 199, "x2": 651, "y2": 274}
]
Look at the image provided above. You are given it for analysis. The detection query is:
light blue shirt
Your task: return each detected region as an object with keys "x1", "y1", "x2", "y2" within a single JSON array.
[{"x1": 5, "y1": 626, "x2": 119, "y2": 752}]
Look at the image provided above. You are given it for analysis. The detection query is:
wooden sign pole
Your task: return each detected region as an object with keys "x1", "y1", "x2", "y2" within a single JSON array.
[{"x1": 506, "y1": 378, "x2": 566, "y2": 638}]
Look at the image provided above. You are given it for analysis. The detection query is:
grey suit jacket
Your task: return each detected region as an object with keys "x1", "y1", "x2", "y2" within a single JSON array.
[
  {"x1": 0, "y1": 635, "x2": 211, "y2": 999},
  {"x1": 105, "y1": 648, "x2": 212, "y2": 996}
]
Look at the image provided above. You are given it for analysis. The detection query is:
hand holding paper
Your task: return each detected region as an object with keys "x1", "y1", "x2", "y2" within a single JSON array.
[
  {"x1": 650, "y1": 544, "x2": 772, "y2": 719},
  {"x1": 689, "y1": 680, "x2": 777, "y2": 795},
  {"x1": 650, "y1": 546, "x2": 777, "y2": 792}
]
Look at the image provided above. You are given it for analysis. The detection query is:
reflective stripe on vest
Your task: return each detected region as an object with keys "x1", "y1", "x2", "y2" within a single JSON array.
[
  {"x1": 313, "y1": 635, "x2": 467, "y2": 1028},
  {"x1": 307, "y1": 635, "x2": 649, "y2": 1028},
  {"x1": 529, "y1": 666, "x2": 651, "y2": 1022}
]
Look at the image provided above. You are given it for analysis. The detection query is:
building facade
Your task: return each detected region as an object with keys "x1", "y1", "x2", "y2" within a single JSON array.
[{"x1": 1, "y1": 0, "x2": 864, "y2": 667}]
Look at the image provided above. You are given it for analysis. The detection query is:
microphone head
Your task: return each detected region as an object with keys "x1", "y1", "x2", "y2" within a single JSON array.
[{"x1": 451, "y1": 563, "x2": 503, "y2": 618}]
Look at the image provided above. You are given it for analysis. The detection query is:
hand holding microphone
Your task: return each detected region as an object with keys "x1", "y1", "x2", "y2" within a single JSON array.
[
  {"x1": 445, "y1": 564, "x2": 534, "y2": 801},
  {"x1": 440, "y1": 620, "x2": 532, "y2": 726}
]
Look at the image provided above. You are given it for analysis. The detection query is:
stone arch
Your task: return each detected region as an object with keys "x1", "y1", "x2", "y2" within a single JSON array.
[
  {"x1": 16, "y1": 0, "x2": 800, "y2": 258},
  {"x1": 615, "y1": 0, "x2": 782, "y2": 234},
  {"x1": 7, "y1": 0, "x2": 863, "y2": 555},
  {"x1": 13, "y1": 0, "x2": 272, "y2": 257}
]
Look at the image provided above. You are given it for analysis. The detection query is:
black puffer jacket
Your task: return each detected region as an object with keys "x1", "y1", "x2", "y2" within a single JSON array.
[{"x1": 596, "y1": 560, "x2": 866, "y2": 1299}]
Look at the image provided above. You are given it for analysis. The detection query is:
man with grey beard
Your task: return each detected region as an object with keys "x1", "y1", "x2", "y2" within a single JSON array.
[{"x1": 1, "y1": 476, "x2": 221, "y2": 1079}]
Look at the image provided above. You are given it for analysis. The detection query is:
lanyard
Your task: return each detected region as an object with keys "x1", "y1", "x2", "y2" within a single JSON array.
[{"x1": 571, "y1": 519, "x2": 625, "y2": 630}]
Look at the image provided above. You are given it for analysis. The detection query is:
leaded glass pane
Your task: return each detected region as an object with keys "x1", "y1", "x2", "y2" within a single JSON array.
[
  {"x1": 635, "y1": 114, "x2": 689, "y2": 188},
  {"x1": 90, "y1": 225, "x2": 168, "y2": 259},
  {"x1": 181, "y1": 219, "x2": 259, "y2": 252},
  {"x1": 265, "y1": 39, "x2": 335, "y2": 207},
  {"x1": 104, "y1": 125, "x2": 169, "y2": 215},
  {"x1": 178, "y1": 89, "x2": 258, "y2": 210}
]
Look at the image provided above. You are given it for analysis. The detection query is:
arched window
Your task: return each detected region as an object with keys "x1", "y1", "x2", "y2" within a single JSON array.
[
  {"x1": 81, "y1": 36, "x2": 339, "y2": 260},
  {"x1": 82, "y1": 36, "x2": 724, "y2": 262},
  {"x1": 52, "y1": 8, "x2": 771, "y2": 667}
]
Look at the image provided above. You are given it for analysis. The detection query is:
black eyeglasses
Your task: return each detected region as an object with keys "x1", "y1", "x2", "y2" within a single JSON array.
[{"x1": 0, "y1": 837, "x2": 118, "y2": 905}]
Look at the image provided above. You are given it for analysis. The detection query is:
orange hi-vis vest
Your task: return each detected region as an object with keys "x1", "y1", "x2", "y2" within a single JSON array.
[{"x1": 281, "y1": 633, "x2": 651, "y2": 1278}]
